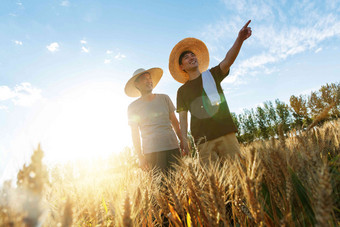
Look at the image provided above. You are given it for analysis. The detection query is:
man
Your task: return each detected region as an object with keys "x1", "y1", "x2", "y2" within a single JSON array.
[
  {"x1": 168, "y1": 20, "x2": 252, "y2": 164},
  {"x1": 125, "y1": 67, "x2": 185, "y2": 172}
]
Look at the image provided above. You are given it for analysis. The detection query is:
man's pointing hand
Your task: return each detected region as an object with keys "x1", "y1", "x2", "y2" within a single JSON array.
[{"x1": 238, "y1": 20, "x2": 252, "y2": 41}]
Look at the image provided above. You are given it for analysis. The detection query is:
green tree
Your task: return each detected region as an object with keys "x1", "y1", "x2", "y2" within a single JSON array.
[
  {"x1": 319, "y1": 83, "x2": 340, "y2": 118},
  {"x1": 16, "y1": 145, "x2": 48, "y2": 227},
  {"x1": 308, "y1": 91, "x2": 324, "y2": 119},
  {"x1": 231, "y1": 112, "x2": 240, "y2": 132},
  {"x1": 263, "y1": 101, "x2": 278, "y2": 137},
  {"x1": 256, "y1": 106, "x2": 269, "y2": 139},
  {"x1": 275, "y1": 99, "x2": 292, "y2": 134},
  {"x1": 239, "y1": 108, "x2": 257, "y2": 143},
  {"x1": 231, "y1": 112, "x2": 242, "y2": 142},
  {"x1": 290, "y1": 95, "x2": 311, "y2": 129}
]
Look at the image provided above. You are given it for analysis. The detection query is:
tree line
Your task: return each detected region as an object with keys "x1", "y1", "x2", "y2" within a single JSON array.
[{"x1": 231, "y1": 82, "x2": 340, "y2": 143}]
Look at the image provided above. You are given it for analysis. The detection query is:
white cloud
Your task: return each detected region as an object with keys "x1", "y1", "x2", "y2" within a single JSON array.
[
  {"x1": 81, "y1": 46, "x2": 89, "y2": 53},
  {"x1": 13, "y1": 83, "x2": 43, "y2": 107},
  {"x1": 0, "y1": 83, "x2": 43, "y2": 107},
  {"x1": 212, "y1": 56, "x2": 222, "y2": 62},
  {"x1": 9, "y1": 13, "x2": 17, "y2": 17},
  {"x1": 60, "y1": 1, "x2": 70, "y2": 7},
  {"x1": 0, "y1": 86, "x2": 15, "y2": 101},
  {"x1": 114, "y1": 52, "x2": 126, "y2": 60},
  {"x1": 46, "y1": 42, "x2": 59, "y2": 52},
  {"x1": 202, "y1": 0, "x2": 340, "y2": 84},
  {"x1": 0, "y1": 105, "x2": 8, "y2": 111},
  {"x1": 80, "y1": 40, "x2": 89, "y2": 53},
  {"x1": 104, "y1": 59, "x2": 111, "y2": 64},
  {"x1": 16, "y1": 2, "x2": 23, "y2": 6},
  {"x1": 240, "y1": 54, "x2": 277, "y2": 69},
  {"x1": 315, "y1": 47, "x2": 322, "y2": 53},
  {"x1": 14, "y1": 40, "x2": 23, "y2": 45},
  {"x1": 106, "y1": 50, "x2": 113, "y2": 54}
]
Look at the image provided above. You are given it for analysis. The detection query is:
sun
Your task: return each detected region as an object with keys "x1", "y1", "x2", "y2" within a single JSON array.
[{"x1": 30, "y1": 82, "x2": 132, "y2": 163}]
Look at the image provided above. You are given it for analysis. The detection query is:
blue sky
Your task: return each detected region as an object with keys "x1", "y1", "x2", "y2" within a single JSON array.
[{"x1": 1, "y1": 0, "x2": 340, "y2": 182}]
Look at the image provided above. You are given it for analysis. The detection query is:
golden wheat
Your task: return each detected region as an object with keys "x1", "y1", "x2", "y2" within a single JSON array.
[{"x1": 0, "y1": 120, "x2": 339, "y2": 226}]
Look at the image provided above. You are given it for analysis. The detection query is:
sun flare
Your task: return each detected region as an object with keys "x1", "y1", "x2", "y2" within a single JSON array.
[{"x1": 31, "y1": 82, "x2": 131, "y2": 163}]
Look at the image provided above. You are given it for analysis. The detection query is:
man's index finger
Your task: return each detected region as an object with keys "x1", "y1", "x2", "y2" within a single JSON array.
[{"x1": 243, "y1": 20, "x2": 251, "y2": 28}]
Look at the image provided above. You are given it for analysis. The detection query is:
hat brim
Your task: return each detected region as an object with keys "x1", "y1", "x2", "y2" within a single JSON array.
[
  {"x1": 124, "y1": 68, "x2": 163, "y2": 97},
  {"x1": 169, "y1": 38, "x2": 209, "y2": 84}
]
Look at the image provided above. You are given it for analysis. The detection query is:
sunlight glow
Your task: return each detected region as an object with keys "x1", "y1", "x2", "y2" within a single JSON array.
[{"x1": 30, "y1": 82, "x2": 131, "y2": 163}]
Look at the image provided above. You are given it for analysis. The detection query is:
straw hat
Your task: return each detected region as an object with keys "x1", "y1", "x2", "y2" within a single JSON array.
[
  {"x1": 169, "y1": 37, "x2": 210, "y2": 83},
  {"x1": 124, "y1": 68, "x2": 163, "y2": 97}
]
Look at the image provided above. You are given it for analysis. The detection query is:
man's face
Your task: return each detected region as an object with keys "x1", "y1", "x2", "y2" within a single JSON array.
[
  {"x1": 179, "y1": 52, "x2": 198, "y2": 72},
  {"x1": 134, "y1": 72, "x2": 153, "y2": 93}
]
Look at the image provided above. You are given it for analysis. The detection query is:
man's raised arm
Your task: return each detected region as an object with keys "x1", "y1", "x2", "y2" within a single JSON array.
[{"x1": 220, "y1": 20, "x2": 252, "y2": 75}]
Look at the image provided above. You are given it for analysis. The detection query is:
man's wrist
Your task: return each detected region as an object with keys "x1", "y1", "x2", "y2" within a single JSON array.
[{"x1": 236, "y1": 36, "x2": 244, "y2": 44}]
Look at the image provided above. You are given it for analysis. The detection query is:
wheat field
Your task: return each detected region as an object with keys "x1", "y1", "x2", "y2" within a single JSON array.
[{"x1": 1, "y1": 119, "x2": 339, "y2": 226}]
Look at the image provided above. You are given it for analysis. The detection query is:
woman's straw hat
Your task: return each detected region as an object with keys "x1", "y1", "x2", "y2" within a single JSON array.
[
  {"x1": 169, "y1": 37, "x2": 209, "y2": 83},
  {"x1": 124, "y1": 68, "x2": 163, "y2": 97}
]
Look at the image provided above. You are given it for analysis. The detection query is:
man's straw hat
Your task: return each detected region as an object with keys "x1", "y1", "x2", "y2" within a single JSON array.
[
  {"x1": 169, "y1": 37, "x2": 209, "y2": 83},
  {"x1": 124, "y1": 68, "x2": 163, "y2": 97}
]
